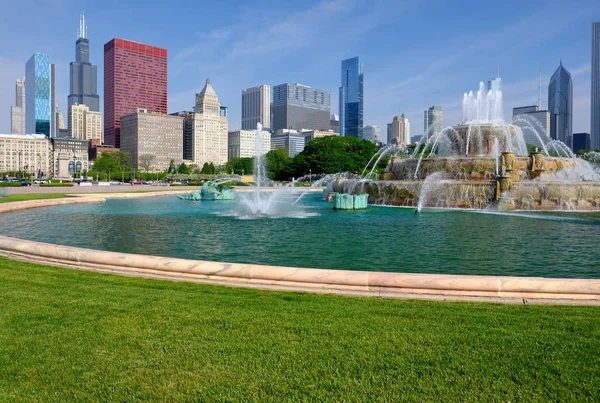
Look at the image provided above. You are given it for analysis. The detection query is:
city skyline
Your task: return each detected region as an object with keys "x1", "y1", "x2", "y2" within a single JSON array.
[{"x1": 0, "y1": 0, "x2": 598, "y2": 141}]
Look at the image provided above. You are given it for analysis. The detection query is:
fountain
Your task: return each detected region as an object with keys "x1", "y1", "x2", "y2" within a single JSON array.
[
  {"x1": 178, "y1": 178, "x2": 236, "y2": 201},
  {"x1": 330, "y1": 81, "x2": 600, "y2": 211}
]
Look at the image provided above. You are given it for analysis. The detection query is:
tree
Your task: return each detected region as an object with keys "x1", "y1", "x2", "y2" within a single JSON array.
[
  {"x1": 225, "y1": 157, "x2": 254, "y2": 175},
  {"x1": 177, "y1": 162, "x2": 190, "y2": 175},
  {"x1": 139, "y1": 154, "x2": 156, "y2": 173},
  {"x1": 265, "y1": 149, "x2": 293, "y2": 180},
  {"x1": 200, "y1": 162, "x2": 216, "y2": 174},
  {"x1": 93, "y1": 151, "x2": 131, "y2": 177},
  {"x1": 292, "y1": 136, "x2": 377, "y2": 176}
]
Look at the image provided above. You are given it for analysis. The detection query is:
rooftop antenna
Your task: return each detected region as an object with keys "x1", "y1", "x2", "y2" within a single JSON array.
[{"x1": 538, "y1": 70, "x2": 542, "y2": 109}]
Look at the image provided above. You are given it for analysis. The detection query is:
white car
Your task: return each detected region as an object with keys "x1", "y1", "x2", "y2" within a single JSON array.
[{"x1": 109, "y1": 180, "x2": 122, "y2": 185}]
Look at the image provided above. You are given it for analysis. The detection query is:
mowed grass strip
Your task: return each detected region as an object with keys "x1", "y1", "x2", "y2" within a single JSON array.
[
  {"x1": 0, "y1": 257, "x2": 598, "y2": 402},
  {"x1": 0, "y1": 193, "x2": 67, "y2": 204}
]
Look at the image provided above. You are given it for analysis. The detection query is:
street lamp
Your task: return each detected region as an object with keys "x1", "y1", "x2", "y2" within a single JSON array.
[
  {"x1": 18, "y1": 151, "x2": 22, "y2": 179},
  {"x1": 309, "y1": 169, "x2": 312, "y2": 183},
  {"x1": 72, "y1": 149, "x2": 77, "y2": 181}
]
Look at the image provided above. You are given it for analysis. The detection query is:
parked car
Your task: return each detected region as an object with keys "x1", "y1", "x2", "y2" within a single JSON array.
[
  {"x1": 20, "y1": 180, "x2": 31, "y2": 187},
  {"x1": 109, "y1": 180, "x2": 122, "y2": 185},
  {"x1": 34, "y1": 179, "x2": 49, "y2": 184},
  {"x1": 130, "y1": 180, "x2": 143, "y2": 185}
]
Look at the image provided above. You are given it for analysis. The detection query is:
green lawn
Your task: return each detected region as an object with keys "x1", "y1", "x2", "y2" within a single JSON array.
[
  {"x1": 0, "y1": 257, "x2": 598, "y2": 402},
  {"x1": 0, "y1": 193, "x2": 67, "y2": 203}
]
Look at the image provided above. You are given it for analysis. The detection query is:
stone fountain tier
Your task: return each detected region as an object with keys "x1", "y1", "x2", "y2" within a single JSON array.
[
  {"x1": 452, "y1": 123, "x2": 520, "y2": 156},
  {"x1": 330, "y1": 178, "x2": 600, "y2": 211},
  {"x1": 390, "y1": 155, "x2": 576, "y2": 181},
  {"x1": 331, "y1": 178, "x2": 496, "y2": 209}
]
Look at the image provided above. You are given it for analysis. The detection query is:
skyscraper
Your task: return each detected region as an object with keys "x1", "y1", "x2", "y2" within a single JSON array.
[
  {"x1": 423, "y1": 105, "x2": 443, "y2": 140},
  {"x1": 591, "y1": 21, "x2": 600, "y2": 149},
  {"x1": 10, "y1": 78, "x2": 25, "y2": 135},
  {"x1": 180, "y1": 79, "x2": 228, "y2": 167},
  {"x1": 548, "y1": 61, "x2": 573, "y2": 148},
  {"x1": 512, "y1": 105, "x2": 550, "y2": 149},
  {"x1": 487, "y1": 77, "x2": 502, "y2": 92},
  {"x1": 104, "y1": 38, "x2": 168, "y2": 148},
  {"x1": 25, "y1": 53, "x2": 52, "y2": 137},
  {"x1": 272, "y1": 83, "x2": 330, "y2": 131},
  {"x1": 242, "y1": 85, "x2": 271, "y2": 130},
  {"x1": 68, "y1": 14, "x2": 99, "y2": 114},
  {"x1": 69, "y1": 104, "x2": 101, "y2": 141},
  {"x1": 390, "y1": 114, "x2": 410, "y2": 145},
  {"x1": 339, "y1": 57, "x2": 363, "y2": 138},
  {"x1": 363, "y1": 125, "x2": 381, "y2": 143}
]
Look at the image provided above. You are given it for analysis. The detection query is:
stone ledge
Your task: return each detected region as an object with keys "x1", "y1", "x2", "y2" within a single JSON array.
[{"x1": 1, "y1": 193, "x2": 599, "y2": 305}]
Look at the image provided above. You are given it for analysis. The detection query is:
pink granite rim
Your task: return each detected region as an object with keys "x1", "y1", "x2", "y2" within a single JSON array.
[{"x1": 1, "y1": 194, "x2": 599, "y2": 304}]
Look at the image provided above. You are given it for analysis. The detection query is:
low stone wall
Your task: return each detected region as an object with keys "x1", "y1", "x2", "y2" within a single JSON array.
[{"x1": 1, "y1": 193, "x2": 599, "y2": 304}]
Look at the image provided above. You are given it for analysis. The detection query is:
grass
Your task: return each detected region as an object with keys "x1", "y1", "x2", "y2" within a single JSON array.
[
  {"x1": 0, "y1": 193, "x2": 67, "y2": 204},
  {"x1": 0, "y1": 257, "x2": 598, "y2": 402}
]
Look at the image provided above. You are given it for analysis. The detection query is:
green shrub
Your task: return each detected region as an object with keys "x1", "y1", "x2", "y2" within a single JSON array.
[
  {"x1": 0, "y1": 182, "x2": 22, "y2": 187},
  {"x1": 186, "y1": 181, "x2": 205, "y2": 186},
  {"x1": 40, "y1": 183, "x2": 74, "y2": 187},
  {"x1": 169, "y1": 183, "x2": 189, "y2": 187}
]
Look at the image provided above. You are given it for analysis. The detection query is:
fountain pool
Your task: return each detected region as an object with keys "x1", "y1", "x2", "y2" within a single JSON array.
[{"x1": 1, "y1": 193, "x2": 598, "y2": 279}]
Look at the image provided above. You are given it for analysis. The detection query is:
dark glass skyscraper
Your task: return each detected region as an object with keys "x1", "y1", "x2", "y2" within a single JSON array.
[
  {"x1": 548, "y1": 61, "x2": 573, "y2": 148},
  {"x1": 68, "y1": 14, "x2": 99, "y2": 113},
  {"x1": 339, "y1": 57, "x2": 363, "y2": 138},
  {"x1": 25, "y1": 53, "x2": 51, "y2": 136}
]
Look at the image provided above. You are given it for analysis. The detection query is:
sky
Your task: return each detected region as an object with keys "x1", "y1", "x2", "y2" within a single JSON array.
[{"x1": 0, "y1": 0, "x2": 599, "y2": 141}]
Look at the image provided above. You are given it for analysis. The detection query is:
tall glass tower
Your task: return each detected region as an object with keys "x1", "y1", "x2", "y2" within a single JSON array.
[
  {"x1": 25, "y1": 53, "x2": 51, "y2": 136},
  {"x1": 68, "y1": 14, "x2": 99, "y2": 113},
  {"x1": 548, "y1": 61, "x2": 573, "y2": 148},
  {"x1": 339, "y1": 57, "x2": 363, "y2": 138},
  {"x1": 591, "y1": 21, "x2": 600, "y2": 150}
]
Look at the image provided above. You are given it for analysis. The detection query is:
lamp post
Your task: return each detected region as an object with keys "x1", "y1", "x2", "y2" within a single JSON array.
[
  {"x1": 18, "y1": 151, "x2": 22, "y2": 179},
  {"x1": 309, "y1": 169, "x2": 312, "y2": 183},
  {"x1": 72, "y1": 149, "x2": 77, "y2": 181},
  {"x1": 36, "y1": 153, "x2": 41, "y2": 179}
]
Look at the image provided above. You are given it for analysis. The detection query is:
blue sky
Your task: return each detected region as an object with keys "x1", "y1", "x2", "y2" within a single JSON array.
[{"x1": 1, "y1": 0, "x2": 598, "y2": 140}]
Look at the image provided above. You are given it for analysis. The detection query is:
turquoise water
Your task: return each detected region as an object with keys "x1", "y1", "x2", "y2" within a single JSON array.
[{"x1": 1, "y1": 192, "x2": 599, "y2": 278}]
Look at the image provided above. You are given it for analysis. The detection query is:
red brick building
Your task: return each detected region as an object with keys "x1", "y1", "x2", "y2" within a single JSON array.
[{"x1": 103, "y1": 38, "x2": 167, "y2": 148}]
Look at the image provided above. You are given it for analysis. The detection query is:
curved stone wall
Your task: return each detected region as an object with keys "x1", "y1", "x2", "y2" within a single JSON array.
[{"x1": 1, "y1": 193, "x2": 599, "y2": 304}]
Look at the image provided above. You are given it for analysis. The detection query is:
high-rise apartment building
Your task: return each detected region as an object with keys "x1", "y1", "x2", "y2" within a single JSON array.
[
  {"x1": 68, "y1": 14, "x2": 99, "y2": 116},
  {"x1": 387, "y1": 123, "x2": 392, "y2": 145},
  {"x1": 548, "y1": 61, "x2": 573, "y2": 148},
  {"x1": 228, "y1": 130, "x2": 271, "y2": 160},
  {"x1": 424, "y1": 105, "x2": 443, "y2": 140},
  {"x1": 120, "y1": 109, "x2": 183, "y2": 171},
  {"x1": 10, "y1": 78, "x2": 26, "y2": 135},
  {"x1": 104, "y1": 38, "x2": 168, "y2": 148},
  {"x1": 242, "y1": 85, "x2": 271, "y2": 130},
  {"x1": 25, "y1": 53, "x2": 52, "y2": 137},
  {"x1": 179, "y1": 79, "x2": 228, "y2": 167},
  {"x1": 363, "y1": 125, "x2": 381, "y2": 143},
  {"x1": 512, "y1": 105, "x2": 550, "y2": 149},
  {"x1": 339, "y1": 57, "x2": 364, "y2": 138},
  {"x1": 272, "y1": 83, "x2": 330, "y2": 132},
  {"x1": 591, "y1": 21, "x2": 600, "y2": 149},
  {"x1": 390, "y1": 114, "x2": 410, "y2": 145},
  {"x1": 69, "y1": 104, "x2": 101, "y2": 141}
]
